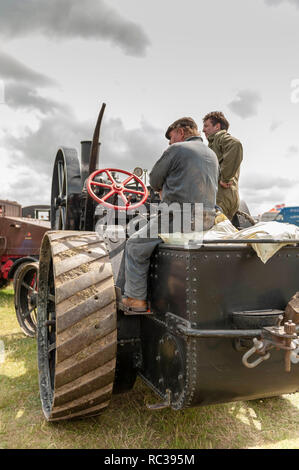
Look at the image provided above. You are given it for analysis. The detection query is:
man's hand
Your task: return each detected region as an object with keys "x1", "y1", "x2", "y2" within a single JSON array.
[{"x1": 219, "y1": 180, "x2": 233, "y2": 189}]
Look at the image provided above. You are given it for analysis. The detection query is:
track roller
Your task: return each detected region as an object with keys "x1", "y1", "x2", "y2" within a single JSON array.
[{"x1": 37, "y1": 231, "x2": 117, "y2": 421}]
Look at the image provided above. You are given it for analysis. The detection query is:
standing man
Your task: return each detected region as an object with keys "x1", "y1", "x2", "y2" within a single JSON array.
[
  {"x1": 122, "y1": 117, "x2": 219, "y2": 312},
  {"x1": 202, "y1": 111, "x2": 243, "y2": 220}
]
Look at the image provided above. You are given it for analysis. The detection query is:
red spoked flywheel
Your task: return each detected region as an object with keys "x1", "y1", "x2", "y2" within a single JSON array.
[{"x1": 86, "y1": 168, "x2": 149, "y2": 210}]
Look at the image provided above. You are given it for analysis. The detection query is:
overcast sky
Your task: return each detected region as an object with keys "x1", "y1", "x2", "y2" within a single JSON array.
[{"x1": 0, "y1": 0, "x2": 298, "y2": 215}]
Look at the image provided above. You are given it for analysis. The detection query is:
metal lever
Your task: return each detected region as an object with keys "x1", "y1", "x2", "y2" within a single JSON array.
[{"x1": 146, "y1": 389, "x2": 171, "y2": 410}]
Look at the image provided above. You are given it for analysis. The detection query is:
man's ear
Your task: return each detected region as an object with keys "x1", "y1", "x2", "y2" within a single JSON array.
[{"x1": 179, "y1": 127, "x2": 185, "y2": 140}]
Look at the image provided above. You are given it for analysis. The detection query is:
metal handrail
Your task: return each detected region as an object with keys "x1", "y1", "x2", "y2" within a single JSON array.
[
  {"x1": 189, "y1": 239, "x2": 299, "y2": 245},
  {"x1": 177, "y1": 324, "x2": 299, "y2": 338}
]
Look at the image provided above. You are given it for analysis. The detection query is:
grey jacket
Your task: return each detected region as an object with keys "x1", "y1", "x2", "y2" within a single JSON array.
[{"x1": 149, "y1": 136, "x2": 219, "y2": 211}]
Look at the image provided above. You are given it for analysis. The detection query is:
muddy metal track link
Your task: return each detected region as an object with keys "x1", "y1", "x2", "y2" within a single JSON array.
[{"x1": 37, "y1": 231, "x2": 117, "y2": 421}]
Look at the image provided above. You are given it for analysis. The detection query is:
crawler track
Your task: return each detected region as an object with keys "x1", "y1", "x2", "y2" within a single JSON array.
[{"x1": 37, "y1": 231, "x2": 117, "y2": 421}]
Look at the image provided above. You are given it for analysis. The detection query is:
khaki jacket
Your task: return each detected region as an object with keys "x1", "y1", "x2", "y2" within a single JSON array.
[{"x1": 207, "y1": 130, "x2": 243, "y2": 220}]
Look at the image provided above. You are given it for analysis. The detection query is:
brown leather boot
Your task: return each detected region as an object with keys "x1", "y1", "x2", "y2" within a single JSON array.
[{"x1": 122, "y1": 297, "x2": 148, "y2": 312}]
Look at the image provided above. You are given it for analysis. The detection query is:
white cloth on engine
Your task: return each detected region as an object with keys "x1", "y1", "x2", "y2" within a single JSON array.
[{"x1": 159, "y1": 220, "x2": 299, "y2": 263}]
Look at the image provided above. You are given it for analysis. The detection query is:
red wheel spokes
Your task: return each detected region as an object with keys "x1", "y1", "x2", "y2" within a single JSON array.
[{"x1": 86, "y1": 168, "x2": 149, "y2": 211}]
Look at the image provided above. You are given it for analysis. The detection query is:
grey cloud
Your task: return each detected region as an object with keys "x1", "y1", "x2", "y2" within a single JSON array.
[
  {"x1": 241, "y1": 172, "x2": 297, "y2": 191},
  {"x1": 4, "y1": 107, "x2": 164, "y2": 180},
  {"x1": 286, "y1": 145, "x2": 299, "y2": 156},
  {"x1": 101, "y1": 118, "x2": 164, "y2": 170},
  {"x1": 0, "y1": 0, "x2": 150, "y2": 57},
  {"x1": 269, "y1": 120, "x2": 283, "y2": 132},
  {"x1": 228, "y1": 90, "x2": 262, "y2": 119},
  {"x1": 0, "y1": 50, "x2": 55, "y2": 86},
  {"x1": 5, "y1": 83, "x2": 68, "y2": 114},
  {"x1": 265, "y1": 0, "x2": 299, "y2": 9},
  {"x1": 0, "y1": 50, "x2": 59, "y2": 114},
  {"x1": 242, "y1": 188, "x2": 285, "y2": 205},
  {"x1": 1, "y1": 171, "x2": 52, "y2": 206},
  {"x1": 5, "y1": 110, "x2": 91, "y2": 175},
  {"x1": 3, "y1": 109, "x2": 164, "y2": 207}
]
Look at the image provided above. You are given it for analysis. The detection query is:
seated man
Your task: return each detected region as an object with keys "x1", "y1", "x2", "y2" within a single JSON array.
[{"x1": 122, "y1": 117, "x2": 219, "y2": 312}]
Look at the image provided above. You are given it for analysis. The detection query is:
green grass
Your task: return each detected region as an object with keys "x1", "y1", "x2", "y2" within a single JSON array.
[{"x1": 1, "y1": 285, "x2": 299, "y2": 449}]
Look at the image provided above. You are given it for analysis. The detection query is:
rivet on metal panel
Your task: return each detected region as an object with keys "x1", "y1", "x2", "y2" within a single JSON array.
[
  {"x1": 193, "y1": 267, "x2": 197, "y2": 271},
  {"x1": 204, "y1": 255, "x2": 208, "y2": 259}
]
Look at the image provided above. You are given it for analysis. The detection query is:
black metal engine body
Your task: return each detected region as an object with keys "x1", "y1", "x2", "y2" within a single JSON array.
[
  {"x1": 102, "y1": 215, "x2": 299, "y2": 408},
  {"x1": 39, "y1": 104, "x2": 299, "y2": 420},
  {"x1": 138, "y1": 243, "x2": 299, "y2": 407}
]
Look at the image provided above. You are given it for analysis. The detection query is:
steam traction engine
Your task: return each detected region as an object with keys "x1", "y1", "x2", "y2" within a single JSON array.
[{"x1": 37, "y1": 104, "x2": 299, "y2": 421}]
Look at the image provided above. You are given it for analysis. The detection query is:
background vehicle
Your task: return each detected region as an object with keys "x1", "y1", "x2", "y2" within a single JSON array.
[
  {"x1": 0, "y1": 200, "x2": 50, "y2": 336},
  {"x1": 275, "y1": 206, "x2": 299, "y2": 226},
  {"x1": 260, "y1": 205, "x2": 299, "y2": 226},
  {"x1": 37, "y1": 104, "x2": 299, "y2": 421}
]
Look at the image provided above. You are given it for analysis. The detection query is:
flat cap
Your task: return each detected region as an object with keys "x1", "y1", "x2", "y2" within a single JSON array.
[{"x1": 165, "y1": 117, "x2": 198, "y2": 140}]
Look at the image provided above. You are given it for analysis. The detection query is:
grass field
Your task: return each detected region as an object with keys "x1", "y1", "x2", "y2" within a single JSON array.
[{"x1": 1, "y1": 285, "x2": 299, "y2": 450}]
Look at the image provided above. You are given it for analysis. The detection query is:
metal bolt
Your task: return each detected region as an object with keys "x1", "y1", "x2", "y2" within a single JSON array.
[{"x1": 284, "y1": 320, "x2": 296, "y2": 335}]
